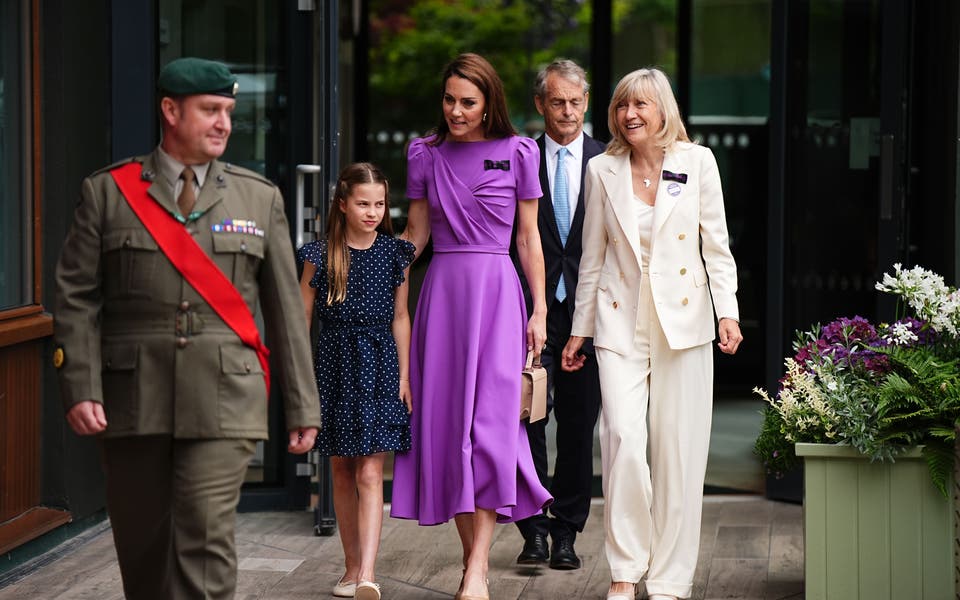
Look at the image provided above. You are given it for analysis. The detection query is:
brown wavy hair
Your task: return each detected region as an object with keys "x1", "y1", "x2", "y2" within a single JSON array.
[
  {"x1": 429, "y1": 52, "x2": 515, "y2": 145},
  {"x1": 325, "y1": 162, "x2": 393, "y2": 305}
]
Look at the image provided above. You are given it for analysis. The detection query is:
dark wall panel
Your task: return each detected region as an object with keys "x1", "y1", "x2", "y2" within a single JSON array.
[{"x1": 40, "y1": 0, "x2": 113, "y2": 519}]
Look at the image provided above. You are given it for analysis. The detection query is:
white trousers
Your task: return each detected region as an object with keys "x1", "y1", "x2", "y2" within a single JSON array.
[{"x1": 597, "y1": 272, "x2": 713, "y2": 599}]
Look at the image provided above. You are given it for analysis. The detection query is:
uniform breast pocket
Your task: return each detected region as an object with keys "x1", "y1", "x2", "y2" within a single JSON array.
[
  {"x1": 212, "y1": 233, "x2": 265, "y2": 285},
  {"x1": 217, "y1": 343, "x2": 267, "y2": 432},
  {"x1": 101, "y1": 229, "x2": 160, "y2": 298},
  {"x1": 101, "y1": 342, "x2": 140, "y2": 432}
]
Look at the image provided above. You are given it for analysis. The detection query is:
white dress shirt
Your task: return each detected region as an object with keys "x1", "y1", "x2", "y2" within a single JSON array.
[{"x1": 544, "y1": 132, "x2": 585, "y2": 228}]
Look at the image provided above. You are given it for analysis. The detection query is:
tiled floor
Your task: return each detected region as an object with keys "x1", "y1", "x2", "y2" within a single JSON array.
[{"x1": 0, "y1": 496, "x2": 802, "y2": 600}]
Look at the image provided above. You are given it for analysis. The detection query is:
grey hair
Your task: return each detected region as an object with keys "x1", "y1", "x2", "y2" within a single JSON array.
[{"x1": 534, "y1": 59, "x2": 590, "y2": 98}]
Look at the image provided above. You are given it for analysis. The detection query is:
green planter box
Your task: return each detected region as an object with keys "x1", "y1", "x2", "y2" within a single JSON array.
[{"x1": 796, "y1": 443, "x2": 953, "y2": 600}]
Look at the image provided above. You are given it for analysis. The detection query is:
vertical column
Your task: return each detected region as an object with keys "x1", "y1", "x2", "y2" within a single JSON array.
[{"x1": 111, "y1": 0, "x2": 157, "y2": 161}]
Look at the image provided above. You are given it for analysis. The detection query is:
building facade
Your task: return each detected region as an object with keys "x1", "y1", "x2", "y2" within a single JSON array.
[{"x1": 1, "y1": 0, "x2": 957, "y2": 567}]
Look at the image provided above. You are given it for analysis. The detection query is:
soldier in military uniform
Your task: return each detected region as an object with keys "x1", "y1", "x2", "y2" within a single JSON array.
[{"x1": 53, "y1": 57, "x2": 321, "y2": 599}]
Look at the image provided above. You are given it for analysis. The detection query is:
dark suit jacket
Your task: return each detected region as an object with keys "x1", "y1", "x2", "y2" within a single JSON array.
[{"x1": 513, "y1": 133, "x2": 607, "y2": 343}]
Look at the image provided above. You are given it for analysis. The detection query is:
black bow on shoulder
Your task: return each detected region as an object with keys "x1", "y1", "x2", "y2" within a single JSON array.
[
  {"x1": 484, "y1": 159, "x2": 511, "y2": 171},
  {"x1": 662, "y1": 170, "x2": 687, "y2": 184}
]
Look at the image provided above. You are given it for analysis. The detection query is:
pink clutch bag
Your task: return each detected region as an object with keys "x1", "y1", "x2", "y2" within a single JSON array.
[{"x1": 520, "y1": 351, "x2": 547, "y2": 423}]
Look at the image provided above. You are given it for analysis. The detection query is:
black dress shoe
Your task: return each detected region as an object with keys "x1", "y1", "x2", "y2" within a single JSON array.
[
  {"x1": 516, "y1": 533, "x2": 549, "y2": 565},
  {"x1": 549, "y1": 536, "x2": 581, "y2": 570}
]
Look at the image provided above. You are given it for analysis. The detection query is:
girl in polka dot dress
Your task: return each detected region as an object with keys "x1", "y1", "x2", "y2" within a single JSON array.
[{"x1": 298, "y1": 162, "x2": 415, "y2": 600}]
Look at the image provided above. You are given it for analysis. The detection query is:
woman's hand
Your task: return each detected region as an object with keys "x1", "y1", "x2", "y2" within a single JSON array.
[
  {"x1": 526, "y1": 310, "x2": 547, "y2": 359},
  {"x1": 717, "y1": 318, "x2": 743, "y2": 355},
  {"x1": 399, "y1": 379, "x2": 413, "y2": 414},
  {"x1": 561, "y1": 336, "x2": 587, "y2": 371}
]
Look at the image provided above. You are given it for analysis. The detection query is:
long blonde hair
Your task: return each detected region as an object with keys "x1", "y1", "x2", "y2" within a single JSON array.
[
  {"x1": 325, "y1": 162, "x2": 393, "y2": 305},
  {"x1": 606, "y1": 67, "x2": 690, "y2": 155}
]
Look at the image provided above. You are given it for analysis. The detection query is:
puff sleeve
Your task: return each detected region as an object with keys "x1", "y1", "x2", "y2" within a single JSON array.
[
  {"x1": 296, "y1": 240, "x2": 327, "y2": 289},
  {"x1": 393, "y1": 238, "x2": 416, "y2": 287},
  {"x1": 405, "y1": 137, "x2": 433, "y2": 199},
  {"x1": 514, "y1": 136, "x2": 543, "y2": 201}
]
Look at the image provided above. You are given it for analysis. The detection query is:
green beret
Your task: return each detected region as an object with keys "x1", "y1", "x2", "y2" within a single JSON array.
[{"x1": 157, "y1": 57, "x2": 238, "y2": 98}]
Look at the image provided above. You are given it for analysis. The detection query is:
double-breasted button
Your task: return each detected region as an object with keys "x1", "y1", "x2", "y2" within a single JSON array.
[
  {"x1": 681, "y1": 297, "x2": 689, "y2": 306},
  {"x1": 180, "y1": 300, "x2": 190, "y2": 311},
  {"x1": 612, "y1": 301, "x2": 619, "y2": 309},
  {"x1": 680, "y1": 267, "x2": 687, "y2": 275},
  {"x1": 244, "y1": 362, "x2": 252, "y2": 373},
  {"x1": 176, "y1": 337, "x2": 189, "y2": 348},
  {"x1": 613, "y1": 237, "x2": 619, "y2": 245},
  {"x1": 678, "y1": 233, "x2": 686, "y2": 240}
]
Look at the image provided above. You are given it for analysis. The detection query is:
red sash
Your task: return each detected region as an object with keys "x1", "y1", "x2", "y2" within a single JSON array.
[{"x1": 110, "y1": 162, "x2": 270, "y2": 397}]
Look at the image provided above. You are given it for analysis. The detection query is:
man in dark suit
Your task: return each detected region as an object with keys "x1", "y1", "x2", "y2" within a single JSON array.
[{"x1": 514, "y1": 59, "x2": 605, "y2": 570}]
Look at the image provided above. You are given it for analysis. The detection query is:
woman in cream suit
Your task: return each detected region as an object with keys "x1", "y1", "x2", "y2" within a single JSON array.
[{"x1": 561, "y1": 68, "x2": 742, "y2": 600}]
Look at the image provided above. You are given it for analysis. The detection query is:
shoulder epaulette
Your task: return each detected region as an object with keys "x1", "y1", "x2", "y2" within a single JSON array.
[
  {"x1": 221, "y1": 162, "x2": 277, "y2": 188},
  {"x1": 89, "y1": 156, "x2": 142, "y2": 178}
]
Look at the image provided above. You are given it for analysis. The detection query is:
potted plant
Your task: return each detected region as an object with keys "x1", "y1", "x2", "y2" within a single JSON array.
[{"x1": 754, "y1": 264, "x2": 960, "y2": 600}]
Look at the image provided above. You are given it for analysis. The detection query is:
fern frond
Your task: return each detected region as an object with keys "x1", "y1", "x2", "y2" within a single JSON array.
[{"x1": 922, "y1": 443, "x2": 954, "y2": 498}]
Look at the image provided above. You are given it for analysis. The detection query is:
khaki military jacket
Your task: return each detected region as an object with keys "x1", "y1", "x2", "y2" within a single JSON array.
[{"x1": 54, "y1": 149, "x2": 321, "y2": 439}]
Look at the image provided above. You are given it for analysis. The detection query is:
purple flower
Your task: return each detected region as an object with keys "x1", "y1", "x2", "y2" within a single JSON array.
[{"x1": 822, "y1": 316, "x2": 879, "y2": 346}]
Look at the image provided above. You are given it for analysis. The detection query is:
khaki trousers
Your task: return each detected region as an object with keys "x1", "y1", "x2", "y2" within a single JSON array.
[
  {"x1": 101, "y1": 436, "x2": 256, "y2": 600},
  {"x1": 596, "y1": 272, "x2": 712, "y2": 599}
]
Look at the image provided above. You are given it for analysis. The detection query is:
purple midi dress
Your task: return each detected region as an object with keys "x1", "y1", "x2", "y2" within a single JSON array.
[{"x1": 390, "y1": 135, "x2": 553, "y2": 525}]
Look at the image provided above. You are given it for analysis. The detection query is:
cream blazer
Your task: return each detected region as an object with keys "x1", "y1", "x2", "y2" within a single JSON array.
[{"x1": 570, "y1": 142, "x2": 739, "y2": 353}]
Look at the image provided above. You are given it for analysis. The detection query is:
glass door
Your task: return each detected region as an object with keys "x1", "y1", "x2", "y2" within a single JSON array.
[
  {"x1": 767, "y1": 0, "x2": 912, "y2": 501},
  {"x1": 782, "y1": 0, "x2": 909, "y2": 335},
  {"x1": 157, "y1": 0, "x2": 329, "y2": 510}
]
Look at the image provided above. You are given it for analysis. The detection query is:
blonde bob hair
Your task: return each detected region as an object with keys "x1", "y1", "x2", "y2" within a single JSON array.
[{"x1": 606, "y1": 67, "x2": 690, "y2": 155}]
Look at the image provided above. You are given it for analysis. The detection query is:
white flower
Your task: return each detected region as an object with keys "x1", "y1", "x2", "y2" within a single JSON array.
[
  {"x1": 885, "y1": 321, "x2": 919, "y2": 345},
  {"x1": 876, "y1": 264, "x2": 960, "y2": 339}
]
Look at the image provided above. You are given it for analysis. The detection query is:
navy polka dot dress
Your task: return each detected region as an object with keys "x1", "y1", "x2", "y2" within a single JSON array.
[{"x1": 297, "y1": 233, "x2": 415, "y2": 456}]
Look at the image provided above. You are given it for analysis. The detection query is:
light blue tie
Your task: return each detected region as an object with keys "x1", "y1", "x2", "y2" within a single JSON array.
[{"x1": 554, "y1": 147, "x2": 570, "y2": 302}]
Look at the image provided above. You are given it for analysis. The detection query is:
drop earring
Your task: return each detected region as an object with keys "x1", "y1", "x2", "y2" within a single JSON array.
[{"x1": 482, "y1": 112, "x2": 487, "y2": 123}]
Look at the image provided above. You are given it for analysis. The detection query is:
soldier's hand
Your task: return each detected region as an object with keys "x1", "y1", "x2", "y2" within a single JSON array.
[
  {"x1": 287, "y1": 427, "x2": 318, "y2": 454},
  {"x1": 66, "y1": 401, "x2": 108, "y2": 435}
]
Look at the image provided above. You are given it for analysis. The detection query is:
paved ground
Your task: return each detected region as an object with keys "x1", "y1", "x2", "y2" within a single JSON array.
[{"x1": 0, "y1": 496, "x2": 802, "y2": 599}]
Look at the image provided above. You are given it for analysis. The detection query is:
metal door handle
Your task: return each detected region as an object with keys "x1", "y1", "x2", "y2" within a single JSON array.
[{"x1": 296, "y1": 164, "x2": 322, "y2": 248}]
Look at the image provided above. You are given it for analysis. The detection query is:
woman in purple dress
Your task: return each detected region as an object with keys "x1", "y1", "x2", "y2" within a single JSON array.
[{"x1": 391, "y1": 53, "x2": 552, "y2": 600}]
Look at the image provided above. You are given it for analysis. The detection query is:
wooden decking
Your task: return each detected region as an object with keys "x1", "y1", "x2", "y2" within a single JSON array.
[{"x1": 0, "y1": 496, "x2": 803, "y2": 599}]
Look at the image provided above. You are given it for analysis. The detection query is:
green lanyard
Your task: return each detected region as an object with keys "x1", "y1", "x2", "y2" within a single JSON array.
[{"x1": 173, "y1": 209, "x2": 206, "y2": 224}]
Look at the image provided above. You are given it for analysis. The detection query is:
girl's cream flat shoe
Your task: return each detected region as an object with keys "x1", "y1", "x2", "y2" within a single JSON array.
[
  {"x1": 354, "y1": 580, "x2": 381, "y2": 600},
  {"x1": 332, "y1": 578, "x2": 357, "y2": 597}
]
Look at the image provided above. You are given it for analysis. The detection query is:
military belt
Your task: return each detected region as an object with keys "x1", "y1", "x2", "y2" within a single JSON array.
[{"x1": 102, "y1": 313, "x2": 234, "y2": 336}]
